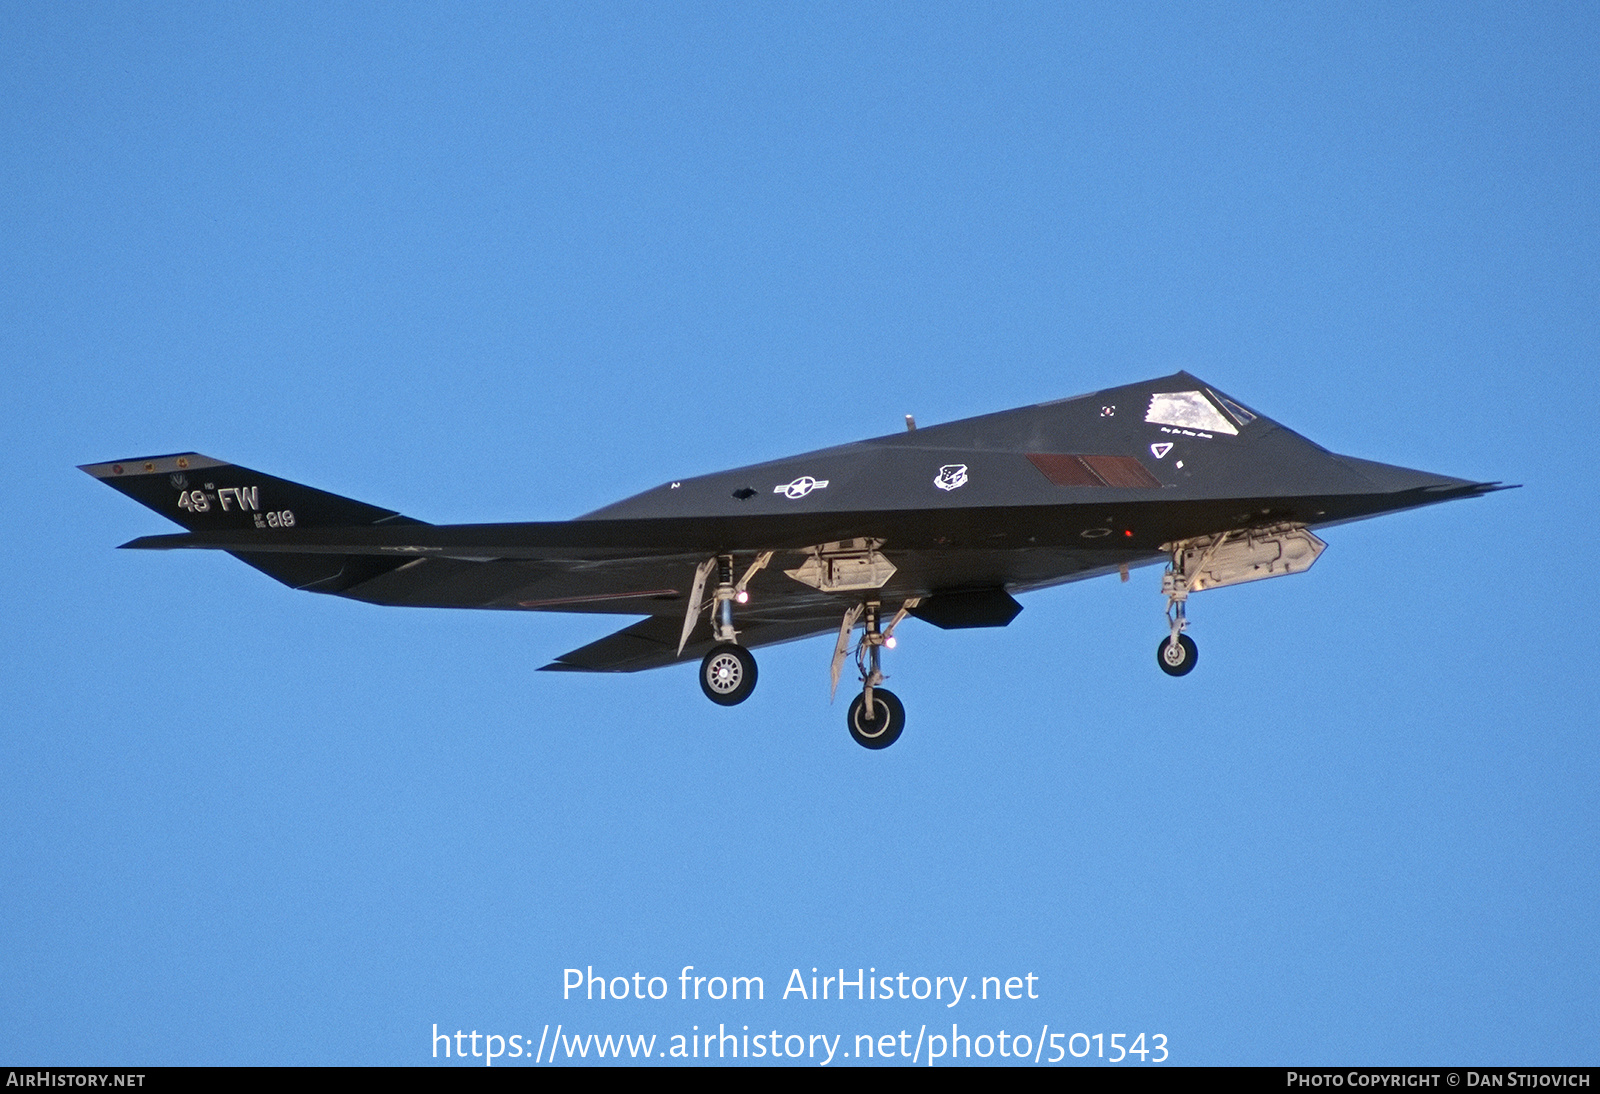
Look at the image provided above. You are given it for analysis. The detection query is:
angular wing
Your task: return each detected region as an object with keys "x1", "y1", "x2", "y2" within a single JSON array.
[{"x1": 539, "y1": 611, "x2": 844, "y2": 673}]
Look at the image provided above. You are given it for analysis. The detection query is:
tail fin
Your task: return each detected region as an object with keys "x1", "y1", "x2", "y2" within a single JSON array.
[
  {"x1": 78, "y1": 452, "x2": 419, "y2": 531},
  {"x1": 79, "y1": 452, "x2": 425, "y2": 591}
]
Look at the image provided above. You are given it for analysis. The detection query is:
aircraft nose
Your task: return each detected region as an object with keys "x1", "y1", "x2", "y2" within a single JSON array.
[{"x1": 1329, "y1": 453, "x2": 1504, "y2": 497}]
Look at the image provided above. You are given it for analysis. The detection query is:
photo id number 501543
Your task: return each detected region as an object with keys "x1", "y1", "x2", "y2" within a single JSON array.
[{"x1": 1059, "y1": 1032, "x2": 1167, "y2": 1063}]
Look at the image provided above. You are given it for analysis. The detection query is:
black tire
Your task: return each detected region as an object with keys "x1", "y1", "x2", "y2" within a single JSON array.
[
  {"x1": 1157, "y1": 633, "x2": 1198, "y2": 677},
  {"x1": 700, "y1": 643, "x2": 757, "y2": 705},
  {"x1": 847, "y1": 688, "x2": 906, "y2": 749}
]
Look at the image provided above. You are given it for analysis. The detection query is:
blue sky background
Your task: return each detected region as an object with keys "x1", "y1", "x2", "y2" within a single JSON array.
[{"x1": 3, "y1": 2, "x2": 1596, "y2": 1066}]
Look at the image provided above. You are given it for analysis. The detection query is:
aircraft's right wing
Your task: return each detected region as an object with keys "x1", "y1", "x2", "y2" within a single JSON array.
[{"x1": 539, "y1": 611, "x2": 845, "y2": 673}]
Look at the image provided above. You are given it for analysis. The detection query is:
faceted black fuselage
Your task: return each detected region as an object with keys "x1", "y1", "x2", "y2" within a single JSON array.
[{"x1": 83, "y1": 372, "x2": 1502, "y2": 673}]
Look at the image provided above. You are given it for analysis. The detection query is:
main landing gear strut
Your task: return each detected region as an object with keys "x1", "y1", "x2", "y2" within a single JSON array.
[
  {"x1": 680, "y1": 550, "x2": 920, "y2": 751},
  {"x1": 683, "y1": 552, "x2": 771, "y2": 706},
  {"x1": 833, "y1": 598, "x2": 918, "y2": 749}
]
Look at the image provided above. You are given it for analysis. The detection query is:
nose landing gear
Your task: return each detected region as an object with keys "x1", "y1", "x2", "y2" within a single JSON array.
[
  {"x1": 1157, "y1": 632, "x2": 1198, "y2": 676},
  {"x1": 1154, "y1": 524, "x2": 1325, "y2": 677},
  {"x1": 1159, "y1": 546, "x2": 1202, "y2": 677}
]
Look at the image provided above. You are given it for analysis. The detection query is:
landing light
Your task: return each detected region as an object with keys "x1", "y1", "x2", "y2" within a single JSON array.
[
  {"x1": 735, "y1": 590, "x2": 749, "y2": 604},
  {"x1": 885, "y1": 636, "x2": 897, "y2": 649}
]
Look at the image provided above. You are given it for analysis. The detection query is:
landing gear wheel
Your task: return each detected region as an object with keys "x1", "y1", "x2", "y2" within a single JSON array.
[
  {"x1": 700, "y1": 643, "x2": 757, "y2": 705},
  {"x1": 1157, "y1": 634, "x2": 1198, "y2": 677},
  {"x1": 847, "y1": 688, "x2": 905, "y2": 749}
]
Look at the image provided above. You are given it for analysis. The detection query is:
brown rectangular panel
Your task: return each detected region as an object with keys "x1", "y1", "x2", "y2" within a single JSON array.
[
  {"x1": 1026, "y1": 453, "x2": 1103, "y2": 486},
  {"x1": 1027, "y1": 453, "x2": 1161, "y2": 488},
  {"x1": 1078, "y1": 455, "x2": 1161, "y2": 488}
]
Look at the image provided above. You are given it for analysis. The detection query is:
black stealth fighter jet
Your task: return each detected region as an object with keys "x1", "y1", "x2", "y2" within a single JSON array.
[{"x1": 82, "y1": 372, "x2": 1506, "y2": 749}]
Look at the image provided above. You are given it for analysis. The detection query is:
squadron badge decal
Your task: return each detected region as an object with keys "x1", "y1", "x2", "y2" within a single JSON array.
[{"x1": 934, "y1": 464, "x2": 969, "y2": 491}]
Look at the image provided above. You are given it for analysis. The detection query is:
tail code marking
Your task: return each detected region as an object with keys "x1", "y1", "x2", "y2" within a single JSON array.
[{"x1": 217, "y1": 486, "x2": 260, "y2": 512}]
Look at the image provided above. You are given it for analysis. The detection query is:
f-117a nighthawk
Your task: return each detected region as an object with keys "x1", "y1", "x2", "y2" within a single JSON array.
[{"x1": 83, "y1": 372, "x2": 1506, "y2": 750}]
